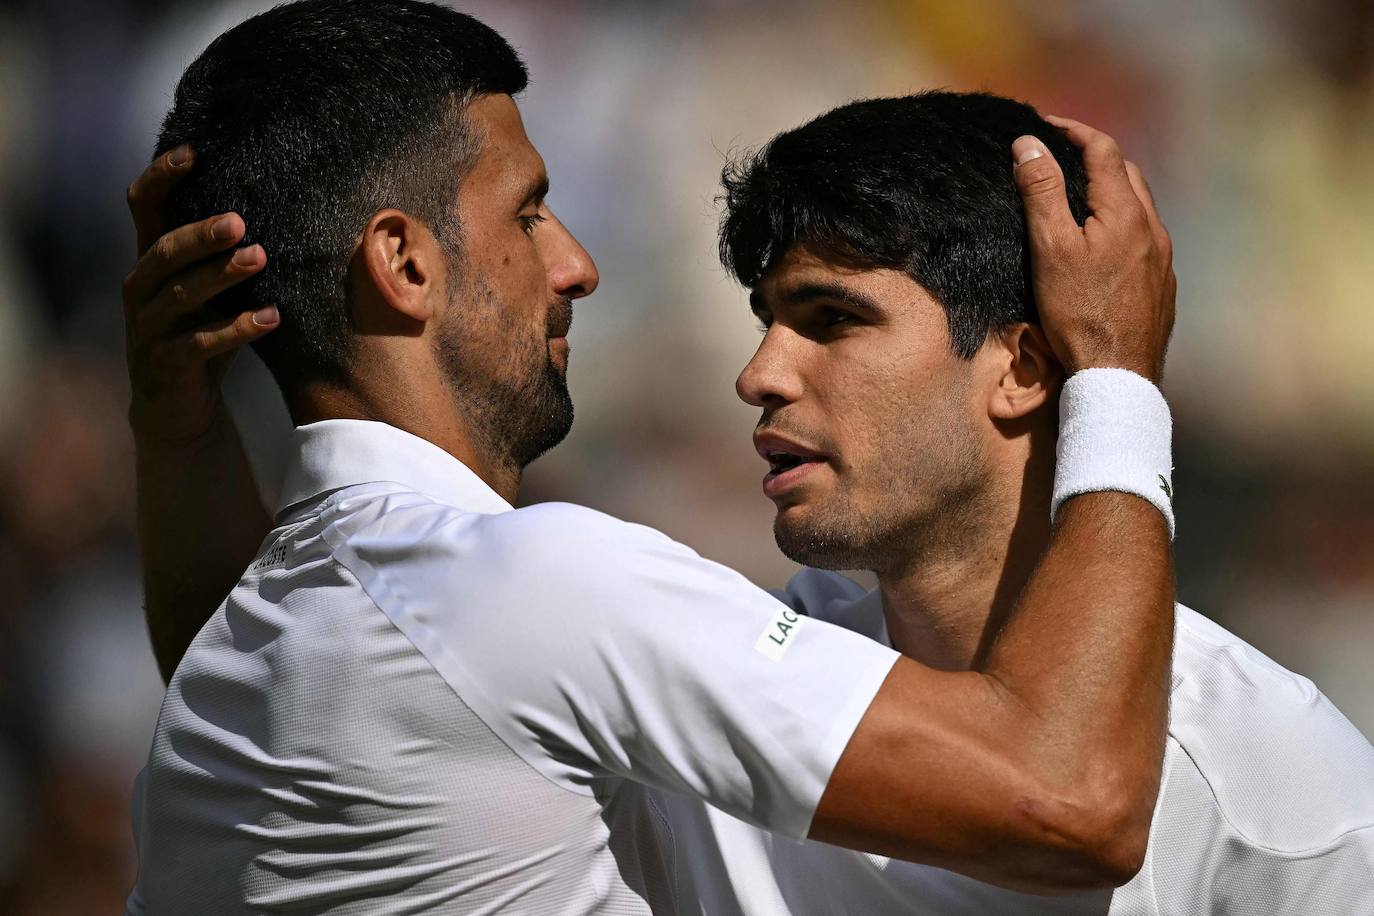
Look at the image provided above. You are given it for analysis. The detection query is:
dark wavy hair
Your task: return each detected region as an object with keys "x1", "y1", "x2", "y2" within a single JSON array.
[
  {"x1": 156, "y1": 0, "x2": 527, "y2": 391},
  {"x1": 719, "y1": 91, "x2": 1090, "y2": 357}
]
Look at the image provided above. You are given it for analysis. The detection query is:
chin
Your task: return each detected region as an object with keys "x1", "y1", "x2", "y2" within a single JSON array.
[{"x1": 772, "y1": 504, "x2": 874, "y2": 571}]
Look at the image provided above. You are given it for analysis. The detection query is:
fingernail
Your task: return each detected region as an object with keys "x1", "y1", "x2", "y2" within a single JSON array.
[
  {"x1": 211, "y1": 215, "x2": 237, "y2": 241},
  {"x1": 252, "y1": 305, "x2": 279, "y2": 327},
  {"x1": 232, "y1": 244, "x2": 261, "y2": 267},
  {"x1": 1013, "y1": 136, "x2": 1045, "y2": 166},
  {"x1": 168, "y1": 145, "x2": 192, "y2": 167}
]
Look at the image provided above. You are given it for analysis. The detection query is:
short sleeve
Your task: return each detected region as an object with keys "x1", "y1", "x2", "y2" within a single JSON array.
[{"x1": 334, "y1": 501, "x2": 900, "y2": 840}]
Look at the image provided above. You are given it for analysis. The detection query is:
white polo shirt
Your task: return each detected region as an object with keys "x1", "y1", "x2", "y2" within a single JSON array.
[
  {"x1": 661, "y1": 570, "x2": 1374, "y2": 915},
  {"x1": 127, "y1": 419, "x2": 900, "y2": 915}
]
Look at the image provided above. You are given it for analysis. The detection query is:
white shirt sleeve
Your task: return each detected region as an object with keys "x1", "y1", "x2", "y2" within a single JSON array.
[{"x1": 333, "y1": 500, "x2": 900, "y2": 840}]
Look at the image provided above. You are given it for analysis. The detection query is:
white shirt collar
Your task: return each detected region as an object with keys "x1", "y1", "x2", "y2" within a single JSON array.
[{"x1": 276, "y1": 419, "x2": 514, "y2": 519}]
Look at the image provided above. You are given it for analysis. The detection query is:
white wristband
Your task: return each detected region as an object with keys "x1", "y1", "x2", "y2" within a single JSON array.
[{"x1": 1053, "y1": 368, "x2": 1175, "y2": 538}]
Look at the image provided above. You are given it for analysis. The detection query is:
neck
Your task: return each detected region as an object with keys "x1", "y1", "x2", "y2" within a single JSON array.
[
  {"x1": 876, "y1": 418, "x2": 1056, "y2": 671},
  {"x1": 291, "y1": 377, "x2": 522, "y2": 504}
]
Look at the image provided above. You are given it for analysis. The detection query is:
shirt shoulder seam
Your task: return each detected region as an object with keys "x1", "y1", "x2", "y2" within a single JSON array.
[{"x1": 319, "y1": 532, "x2": 599, "y2": 803}]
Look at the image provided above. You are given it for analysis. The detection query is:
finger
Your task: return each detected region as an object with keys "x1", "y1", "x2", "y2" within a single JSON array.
[
  {"x1": 138, "y1": 244, "x2": 267, "y2": 336},
  {"x1": 1043, "y1": 115, "x2": 1141, "y2": 221},
  {"x1": 122, "y1": 212, "x2": 248, "y2": 307},
  {"x1": 1124, "y1": 161, "x2": 1171, "y2": 257},
  {"x1": 1011, "y1": 135, "x2": 1080, "y2": 251},
  {"x1": 179, "y1": 304, "x2": 281, "y2": 362},
  {"x1": 128, "y1": 146, "x2": 195, "y2": 254}
]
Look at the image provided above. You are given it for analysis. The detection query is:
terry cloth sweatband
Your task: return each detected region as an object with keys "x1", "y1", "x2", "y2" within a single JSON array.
[{"x1": 1053, "y1": 367, "x2": 1175, "y2": 538}]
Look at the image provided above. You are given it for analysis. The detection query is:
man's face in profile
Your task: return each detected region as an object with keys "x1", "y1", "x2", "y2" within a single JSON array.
[
  {"x1": 739, "y1": 244, "x2": 996, "y2": 572},
  {"x1": 433, "y1": 94, "x2": 598, "y2": 469}
]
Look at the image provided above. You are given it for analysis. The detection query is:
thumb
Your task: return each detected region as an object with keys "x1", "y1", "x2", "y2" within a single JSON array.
[{"x1": 1012, "y1": 135, "x2": 1078, "y2": 249}]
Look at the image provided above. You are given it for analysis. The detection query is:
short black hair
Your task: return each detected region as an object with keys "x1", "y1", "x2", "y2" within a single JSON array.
[
  {"x1": 156, "y1": 0, "x2": 527, "y2": 391},
  {"x1": 719, "y1": 91, "x2": 1089, "y2": 357}
]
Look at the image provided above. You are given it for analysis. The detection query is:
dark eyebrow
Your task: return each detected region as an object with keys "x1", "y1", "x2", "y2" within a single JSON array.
[
  {"x1": 516, "y1": 173, "x2": 550, "y2": 210},
  {"x1": 750, "y1": 281, "x2": 883, "y2": 316}
]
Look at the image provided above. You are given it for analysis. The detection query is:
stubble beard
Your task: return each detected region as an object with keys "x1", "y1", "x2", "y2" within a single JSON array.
[
  {"x1": 436, "y1": 278, "x2": 574, "y2": 475},
  {"x1": 772, "y1": 424, "x2": 991, "y2": 577}
]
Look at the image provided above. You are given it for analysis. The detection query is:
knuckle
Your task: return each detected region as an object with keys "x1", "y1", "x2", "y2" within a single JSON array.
[
  {"x1": 187, "y1": 329, "x2": 215, "y2": 356},
  {"x1": 170, "y1": 283, "x2": 190, "y2": 307},
  {"x1": 1019, "y1": 163, "x2": 1062, "y2": 195},
  {"x1": 1036, "y1": 229, "x2": 1075, "y2": 259},
  {"x1": 1131, "y1": 238, "x2": 1154, "y2": 267},
  {"x1": 1124, "y1": 205, "x2": 1151, "y2": 234},
  {"x1": 153, "y1": 235, "x2": 175, "y2": 264}
]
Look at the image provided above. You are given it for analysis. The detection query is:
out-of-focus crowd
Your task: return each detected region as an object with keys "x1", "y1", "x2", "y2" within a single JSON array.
[{"x1": 0, "y1": 0, "x2": 1370, "y2": 910}]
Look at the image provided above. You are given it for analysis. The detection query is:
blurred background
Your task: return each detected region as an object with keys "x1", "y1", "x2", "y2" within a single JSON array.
[{"x1": 0, "y1": 0, "x2": 1370, "y2": 910}]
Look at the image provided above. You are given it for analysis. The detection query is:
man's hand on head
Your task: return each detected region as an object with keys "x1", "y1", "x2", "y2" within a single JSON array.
[
  {"x1": 1011, "y1": 117, "x2": 1176, "y2": 383},
  {"x1": 124, "y1": 146, "x2": 280, "y2": 682},
  {"x1": 123, "y1": 145, "x2": 278, "y2": 447}
]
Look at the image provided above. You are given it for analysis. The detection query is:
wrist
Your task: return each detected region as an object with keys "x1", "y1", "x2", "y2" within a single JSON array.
[
  {"x1": 1052, "y1": 368, "x2": 1174, "y2": 537},
  {"x1": 129, "y1": 396, "x2": 232, "y2": 454},
  {"x1": 1062, "y1": 348, "x2": 1162, "y2": 386}
]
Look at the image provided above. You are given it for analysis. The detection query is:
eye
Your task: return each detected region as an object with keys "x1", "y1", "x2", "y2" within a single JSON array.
[
  {"x1": 819, "y1": 306, "x2": 854, "y2": 328},
  {"x1": 519, "y1": 213, "x2": 547, "y2": 234}
]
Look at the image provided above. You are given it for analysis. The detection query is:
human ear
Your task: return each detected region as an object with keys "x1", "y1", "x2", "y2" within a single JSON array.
[
  {"x1": 987, "y1": 323, "x2": 1063, "y2": 421},
  {"x1": 355, "y1": 209, "x2": 442, "y2": 325}
]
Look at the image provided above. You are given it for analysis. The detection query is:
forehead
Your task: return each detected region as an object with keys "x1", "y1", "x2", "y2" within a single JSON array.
[
  {"x1": 753, "y1": 244, "x2": 944, "y2": 319},
  {"x1": 461, "y1": 93, "x2": 546, "y2": 197}
]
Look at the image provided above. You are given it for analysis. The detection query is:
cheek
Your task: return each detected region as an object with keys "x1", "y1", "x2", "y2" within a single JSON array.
[
  {"x1": 470, "y1": 224, "x2": 547, "y2": 294},
  {"x1": 820, "y1": 350, "x2": 922, "y2": 456},
  {"x1": 830, "y1": 358, "x2": 972, "y2": 483}
]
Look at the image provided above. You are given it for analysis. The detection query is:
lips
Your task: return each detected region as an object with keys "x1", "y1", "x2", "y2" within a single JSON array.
[
  {"x1": 763, "y1": 449, "x2": 818, "y2": 475},
  {"x1": 754, "y1": 431, "x2": 828, "y2": 498},
  {"x1": 754, "y1": 432, "x2": 823, "y2": 465}
]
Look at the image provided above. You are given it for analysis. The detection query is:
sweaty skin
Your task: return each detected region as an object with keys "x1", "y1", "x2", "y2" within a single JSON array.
[{"x1": 122, "y1": 101, "x2": 1174, "y2": 892}]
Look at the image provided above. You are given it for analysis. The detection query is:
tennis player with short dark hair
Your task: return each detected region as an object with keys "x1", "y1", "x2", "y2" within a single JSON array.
[{"x1": 654, "y1": 92, "x2": 1374, "y2": 915}]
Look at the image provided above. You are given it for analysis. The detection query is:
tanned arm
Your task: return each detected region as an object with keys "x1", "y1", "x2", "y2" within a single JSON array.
[
  {"x1": 814, "y1": 497, "x2": 1171, "y2": 892},
  {"x1": 811, "y1": 119, "x2": 1177, "y2": 893},
  {"x1": 123, "y1": 147, "x2": 278, "y2": 682}
]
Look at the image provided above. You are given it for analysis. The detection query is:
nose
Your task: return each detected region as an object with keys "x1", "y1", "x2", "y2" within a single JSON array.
[
  {"x1": 546, "y1": 211, "x2": 599, "y2": 300},
  {"x1": 736, "y1": 326, "x2": 802, "y2": 408}
]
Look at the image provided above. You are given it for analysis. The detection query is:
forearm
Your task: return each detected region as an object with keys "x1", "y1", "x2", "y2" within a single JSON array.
[
  {"x1": 136, "y1": 405, "x2": 272, "y2": 682},
  {"x1": 813, "y1": 491, "x2": 1172, "y2": 891},
  {"x1": 980, "y1": 491, "x2": 1173, "y2": 868}
]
